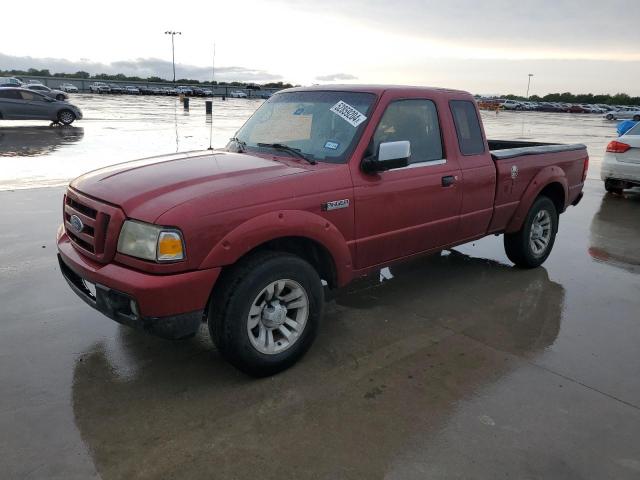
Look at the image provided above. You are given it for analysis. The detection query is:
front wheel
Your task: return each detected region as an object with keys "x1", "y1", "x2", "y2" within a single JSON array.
[
  {"x1": 208, "y1": 251, "x2": 324, "y2": 377},
  {"x1": 58, "y1": 109, "x2": 76, "y2": 125},
  {"x1": 504, "y1": 196, "x2": 558, "y2": 268},
  {"x1": 606, "y1": 113, "x2": 614, "y2": 120}
]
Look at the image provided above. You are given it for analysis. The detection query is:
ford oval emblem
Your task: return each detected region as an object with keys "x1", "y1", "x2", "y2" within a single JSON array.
[{"x1": 69, "y1": 214, "x2": 84, "y2": 233}]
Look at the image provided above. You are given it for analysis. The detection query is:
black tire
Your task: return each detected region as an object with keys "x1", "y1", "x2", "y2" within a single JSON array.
[
  {"x1": 633, "y1": 115, "x2": 640, "y2": 122},
  {"x1": 604, "y1": 179, "x2": 624, "y2": 195},
  {"x1": 504, "y1": 196, "x2": 558, "y2": 269},
  {"x1": 57, "y1": 109, "x2": 76, "y2": 125},
  {"x1": 606, "y1": 113, "x2": 614, "y2": 120},
  {"x1": 208, "y1": 251, "x2": 324, "y2": 377}
]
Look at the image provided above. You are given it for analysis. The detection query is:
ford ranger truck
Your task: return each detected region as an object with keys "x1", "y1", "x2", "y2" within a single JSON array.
[{"x1": 57, "y1": 85, "x2": 588, "y2": 376}]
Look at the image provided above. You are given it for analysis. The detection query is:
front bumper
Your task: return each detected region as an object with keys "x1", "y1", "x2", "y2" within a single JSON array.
[{"x1": 57, "y1": 228, "x2": 221, "y2": 339}]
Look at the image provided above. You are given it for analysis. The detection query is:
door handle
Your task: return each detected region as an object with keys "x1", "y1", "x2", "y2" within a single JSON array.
[{"x1": 441, "y1": 175, "x2": 456, "y2": 187}]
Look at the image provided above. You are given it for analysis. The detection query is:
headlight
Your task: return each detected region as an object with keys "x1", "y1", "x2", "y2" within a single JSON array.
[{"x1": 117, "y1": 220, "x2": 185, "y2": 262}]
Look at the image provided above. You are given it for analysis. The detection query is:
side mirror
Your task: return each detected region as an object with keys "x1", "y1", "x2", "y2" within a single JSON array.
[{"x1": 362, "y1": 140, "x2": 411, "y2": 173}]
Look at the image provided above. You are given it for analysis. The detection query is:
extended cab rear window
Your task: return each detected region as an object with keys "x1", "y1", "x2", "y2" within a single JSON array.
[{"x1": 450, "y1": 100, "x2": 485, "y2": 155}]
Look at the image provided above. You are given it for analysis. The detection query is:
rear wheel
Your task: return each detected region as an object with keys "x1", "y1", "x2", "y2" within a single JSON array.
[
  {"x1": 605, "y1": 179, "x2": 624, "y2": 195},
  {"x1": 504, "y1": 196, "x2": 558, "y2": 268},
  {"x1": 633, "y1": 115, "x2": 640, "y2": 121},
  {"x1": 208, "y1": 251, "x2": 324, "y2": 377},
  {"x1": 58, "y1": 109, "x2": 76, "y2": 125},
  {"x1": 606, "y1": 113, "x2": 614, "y2": 120}
]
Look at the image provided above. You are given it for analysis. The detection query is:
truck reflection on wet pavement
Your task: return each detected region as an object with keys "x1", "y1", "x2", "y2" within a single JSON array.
[{"x1": 71, "y1": 250, "x2": 564, "y2": 479}]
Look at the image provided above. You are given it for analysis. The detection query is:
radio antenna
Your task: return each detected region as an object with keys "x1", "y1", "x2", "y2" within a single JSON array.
[{"x1": 208, "y1": 42, "x2": 216, "y2": 150}]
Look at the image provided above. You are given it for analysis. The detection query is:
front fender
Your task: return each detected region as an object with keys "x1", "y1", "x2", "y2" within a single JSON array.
[
  {"x1": 505, "y1": 166, "x2": 568, "y2": 233},
  {"x1": 199, "y1": 210, "x2": 354, "y2": 286}
]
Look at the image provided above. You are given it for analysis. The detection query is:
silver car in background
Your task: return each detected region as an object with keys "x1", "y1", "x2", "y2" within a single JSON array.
[
  {"x1": 0, "y1": 88, "x2": 82, "y2": 125},
  {"x1": 59, "y1": 83, "x2": 79, "y2": 93},
  {"x1": 603, "y1": 109, "x2": 640, "y2": 121},
  {"x1": 25, "y1": 83, "x2": 69, "y2": 101}
]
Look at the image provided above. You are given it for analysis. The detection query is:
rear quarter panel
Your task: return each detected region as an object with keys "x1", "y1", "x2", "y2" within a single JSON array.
[{"x1": 489, "y1": 149, "x2": 587, "y2": 233}]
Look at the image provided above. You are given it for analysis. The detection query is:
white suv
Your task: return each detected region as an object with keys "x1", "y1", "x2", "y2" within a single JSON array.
[
  {"x1": 89, "y1": 82, "x2": 111, "y2": 93},
  {"x1": 500, "y1": 99, "x2": 523, "y2": 110}
]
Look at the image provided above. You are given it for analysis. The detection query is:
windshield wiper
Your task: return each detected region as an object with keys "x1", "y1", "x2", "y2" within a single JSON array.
[
  {"x1": 228, "y1": 137, "x2": 247, "y2": 153},
  {"x1": 257, "y1": 143, "x2": 317, "y2": 165}
]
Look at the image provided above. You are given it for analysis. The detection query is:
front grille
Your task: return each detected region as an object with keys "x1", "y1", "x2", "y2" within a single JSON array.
[
  {"x1": 66, "y1": 196, "x2": 97, "y2": 219},
  {"x1": 63, "y1": 188, "x2": 120, "y2": 262}
]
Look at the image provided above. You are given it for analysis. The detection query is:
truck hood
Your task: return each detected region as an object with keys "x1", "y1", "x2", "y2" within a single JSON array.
[{"x1": 70, "y1": 150, "x2": 307, "y2": 221}]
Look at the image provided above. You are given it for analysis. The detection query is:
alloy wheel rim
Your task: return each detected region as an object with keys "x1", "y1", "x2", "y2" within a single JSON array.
[
  {"x1": 60, "y1": 112, "x2": 73, "y2": 123},
  {"x1": 529, "y1": 209, "x2": 552, "y2": 256},
  {"x1": 247, "y1": 279, "x2": 309, "y2": 355}
]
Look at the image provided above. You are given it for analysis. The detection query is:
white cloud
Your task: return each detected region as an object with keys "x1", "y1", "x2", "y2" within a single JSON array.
[
  {"x1": 315, "y1": 73, "x2": 358, "y2": 81},
  {"x1": 0, "y1": 53, "x2": 283, "y2": 83}
]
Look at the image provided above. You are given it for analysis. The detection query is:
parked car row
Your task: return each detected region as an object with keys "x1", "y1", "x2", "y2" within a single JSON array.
[
  {"x1": 88, "y1": 82, "x2": 215, "y2": 96},
  {"x1": 86, "y1": 83, "x2": 271, "y2": 98},
  {"x1": 477, "y1": 97, "x2": 640, "y2": 117},
  {"x1": 1, "y1": 78, "x2": 71, "y2": 101}
]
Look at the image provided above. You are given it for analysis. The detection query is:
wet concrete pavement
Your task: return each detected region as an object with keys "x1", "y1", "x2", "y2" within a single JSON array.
[{"x1": 1, "y1": 180, "x2": 639, "y2": 479}]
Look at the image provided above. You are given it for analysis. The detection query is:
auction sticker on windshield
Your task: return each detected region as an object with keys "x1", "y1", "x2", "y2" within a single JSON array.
[{"x1": 330, "y1": 101, "x2": 367, "y2": 127}]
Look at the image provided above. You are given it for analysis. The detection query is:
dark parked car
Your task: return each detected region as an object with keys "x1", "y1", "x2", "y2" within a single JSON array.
[
  {"x1": 0, "y1": 77, "x2": 24, "y2": 88},
  {"x1": 567, "y1": 105, "x2": 588, "y2": 114},
  {"x1": 0, "y1": 88, "x2": 82, "y2": 125},
  {"x1": 536, "y1": 102, "x2": 564, "y2": 112},
  {"x1": 109, "y1": 84, "x2": 125, "y2": 94}
]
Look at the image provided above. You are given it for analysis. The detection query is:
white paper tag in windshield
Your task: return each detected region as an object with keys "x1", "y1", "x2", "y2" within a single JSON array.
[{"x1": 330, "y1": 101, "x2": 367, "y2": 127}]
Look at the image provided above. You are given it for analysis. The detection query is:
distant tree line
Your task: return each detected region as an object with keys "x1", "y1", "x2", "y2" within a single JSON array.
[
  {"x1": 503, "y1": 92, "x2": 640, "y2": 106},
  {"x1": 0, "y1": 68, "x2": 295, "y2": 89}
]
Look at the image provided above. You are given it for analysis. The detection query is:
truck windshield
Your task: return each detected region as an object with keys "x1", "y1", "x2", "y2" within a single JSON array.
[{"x1": 231, "y1": 91, "x2": 376, "y2": 163}]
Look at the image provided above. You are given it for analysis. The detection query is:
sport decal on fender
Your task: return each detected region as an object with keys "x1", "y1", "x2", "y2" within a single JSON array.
[
  {"x1": 330, "y1": 101, "x2": 367, "y2": 127},
  {"x1": 322, "y1": 199, "x2": 350, "y2": 211},
  {"x1": 511, "y1": 165, "x2": 519, "y2": 179}
]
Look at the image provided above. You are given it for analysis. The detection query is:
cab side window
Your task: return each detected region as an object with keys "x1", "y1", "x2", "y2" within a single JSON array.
[
  {"x1": 372, "y1": 99, "x2": 443, "y2": 164},
  {"x1": 19, "y1": 91, "x2": 37, "y2": 101},
  {"x1": 449, "y1": 100, "x2": 485, "y2": 155}
]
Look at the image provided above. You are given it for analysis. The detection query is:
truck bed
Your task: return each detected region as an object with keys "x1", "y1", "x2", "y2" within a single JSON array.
[{"x1": 489, "y1": 140, "x2": 587, "y2": 160}]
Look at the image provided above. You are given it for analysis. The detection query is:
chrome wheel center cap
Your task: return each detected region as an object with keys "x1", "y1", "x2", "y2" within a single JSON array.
[
  {"x1": 261, "y1": 302, "x2": 287, "y2": 328},
  {"x1": 532, "y1": 224, "x2": 543, "y2": 239}
]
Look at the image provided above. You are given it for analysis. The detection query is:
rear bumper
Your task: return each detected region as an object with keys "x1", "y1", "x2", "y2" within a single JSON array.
[
  {"x1": 601, "y1": 154, "x2": 640, "y2": 184},
  {"x1": 57, "y1": 227, "x2": 221, "y2": 339}
]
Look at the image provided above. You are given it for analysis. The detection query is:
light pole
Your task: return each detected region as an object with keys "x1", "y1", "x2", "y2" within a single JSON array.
[
  {"x1": 526, "y1": 73, "x2": 534, "y2": 99},
  {"x1": 164, "y1": 31, "x2": 182, "y2": 83}
]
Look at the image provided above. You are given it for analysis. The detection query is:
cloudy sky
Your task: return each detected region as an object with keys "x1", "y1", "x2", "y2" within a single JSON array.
[{"x1": 2, "y1": 0, "x2": 639, "y2": 95}]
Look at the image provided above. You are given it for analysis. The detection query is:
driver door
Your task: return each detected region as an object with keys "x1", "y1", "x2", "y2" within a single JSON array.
[
  {"x1": 351, "y1": 95, "x2": 462, "y2": 269},
  {"x1": 19, "y1": 90, "x2": 51, "y2": 119}
]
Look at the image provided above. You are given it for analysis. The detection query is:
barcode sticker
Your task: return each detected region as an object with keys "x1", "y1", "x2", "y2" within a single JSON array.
[{"x1": 330, "y1": 101, "x2": 367, "y2": 127}]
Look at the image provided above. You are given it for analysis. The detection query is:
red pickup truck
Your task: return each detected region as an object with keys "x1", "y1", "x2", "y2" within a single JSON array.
[{"x1": 57, "y1": 85, "x2": 588, "y2": 375}]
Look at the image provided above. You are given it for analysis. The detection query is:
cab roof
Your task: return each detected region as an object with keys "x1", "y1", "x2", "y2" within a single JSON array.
[{"x1": 282, "y1": 84, "x2": 471, "y2": 97}]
